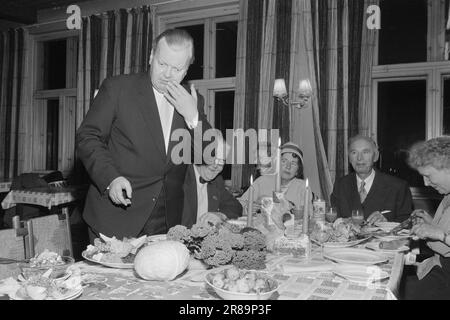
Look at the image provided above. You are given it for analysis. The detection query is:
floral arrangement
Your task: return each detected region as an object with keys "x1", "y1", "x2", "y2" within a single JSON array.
[{"x1": 167, "y1": 222, "x2": 267, "y2": 270}]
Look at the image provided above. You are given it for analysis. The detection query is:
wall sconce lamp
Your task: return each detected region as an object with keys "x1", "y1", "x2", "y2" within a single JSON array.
[{"x1": 273, "y1": 78, "x2": 313, "y2": 109}]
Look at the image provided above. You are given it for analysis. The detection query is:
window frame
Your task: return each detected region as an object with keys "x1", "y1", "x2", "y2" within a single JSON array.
[{"x1": 28, "y1": 29, "x2": 78, "y2": 177}]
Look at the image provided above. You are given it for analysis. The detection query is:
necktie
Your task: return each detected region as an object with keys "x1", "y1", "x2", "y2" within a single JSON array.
[{"x1": 359, "y1": 180, "x2": 367, "y2": 203}]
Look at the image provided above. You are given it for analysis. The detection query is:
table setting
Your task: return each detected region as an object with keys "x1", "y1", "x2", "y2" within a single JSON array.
[{"x1": 0, "y1": 213, "x2": 407, "y2": 300}]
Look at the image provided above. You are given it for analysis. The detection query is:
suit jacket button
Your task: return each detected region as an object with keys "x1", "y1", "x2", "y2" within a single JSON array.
[{"x1": 152, "y1": 198, "x2": 156, "y2": 202}]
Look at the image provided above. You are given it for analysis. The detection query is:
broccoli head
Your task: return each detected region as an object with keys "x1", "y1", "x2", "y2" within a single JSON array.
[
  {"x1": 232, "y1": 250, "x2": 266, "y2": 270},
  {"x1": 167, "y1": 225, "x2": 191, "y2": 243}
]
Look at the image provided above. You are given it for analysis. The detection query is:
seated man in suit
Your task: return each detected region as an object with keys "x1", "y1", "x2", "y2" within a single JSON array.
[
  {"x1": 182, "y1": 156, "x2": 242, "y2": 228},
  {"x1": 330, "y1": 135, "x2": 413, "y2": 224}
]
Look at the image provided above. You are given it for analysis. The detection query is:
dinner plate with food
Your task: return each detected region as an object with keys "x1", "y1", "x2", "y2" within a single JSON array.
[
  {"x1": 311, "y1": 218, "x2": 371, "y2": 248},
  {"x1": 82, "y1": 233, "x2": 147, "y2": 268},
  {"x1": 8, "y1": 268, "x2": 83, "y2": 300}
]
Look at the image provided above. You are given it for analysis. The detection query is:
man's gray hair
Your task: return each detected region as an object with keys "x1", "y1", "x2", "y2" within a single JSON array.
[
  {"x1": 348, "y1": 134, "x2": 379, "y2": 152},
  {"x1": 153, "y1": 28, "x2": 195, "y2": 65},
  {"x1": 407, "y1": 136, "x2": 450, "y2": 170}
]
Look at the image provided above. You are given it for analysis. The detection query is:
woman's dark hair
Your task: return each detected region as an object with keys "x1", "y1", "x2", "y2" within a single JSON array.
[{"x1": 291, "y1": 153, "x2": 304, "y2": 179}]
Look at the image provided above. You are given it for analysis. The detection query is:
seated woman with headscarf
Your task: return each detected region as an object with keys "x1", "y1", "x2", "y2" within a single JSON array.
[
  {"x1": 405, "y1": 136, "x2": 450, "y2": 300},
  {"x1": 238, "y1": 142, "x2": 312, "y2": 220}
]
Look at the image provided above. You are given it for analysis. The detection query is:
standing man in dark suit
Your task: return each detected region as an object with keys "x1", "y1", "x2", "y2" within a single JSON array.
[
  {"x1": 330, "y1": 135, "x2": 413, "y2": 223},
  {"x1": 76, "y1": 29, "x2": 211, "y2": 241},
  {"x1": 182, "y1": 160, "x2": 242, "y2": 228}
]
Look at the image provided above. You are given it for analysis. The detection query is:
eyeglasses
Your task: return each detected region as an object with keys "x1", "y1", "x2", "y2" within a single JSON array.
[{"x1": 281, "y1": 159, "x2": 299, "y2": 168}]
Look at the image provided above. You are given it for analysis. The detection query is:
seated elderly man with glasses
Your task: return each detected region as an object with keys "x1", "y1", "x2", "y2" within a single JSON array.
[{"x1": 181, "y1": 144, "x2": 242, "y2": 228}]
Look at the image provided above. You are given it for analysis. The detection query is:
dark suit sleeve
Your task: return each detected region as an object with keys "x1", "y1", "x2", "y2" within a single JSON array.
[
  {"x1": 393, "y1": 181, "x2": 413, "y2": 222},
  {"x1": 330, "y1": 180, "x2": 344, "y2": 218},
  {"x1": 215, "y1": 176, "x2": 243, "y2": 219},
  {"x1": 75, "y1": 78, "x2": 121, "y2": 192}
]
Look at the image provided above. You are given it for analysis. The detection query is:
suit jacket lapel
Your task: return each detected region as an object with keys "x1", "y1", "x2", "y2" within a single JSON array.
[
  {"x1": 365, "y1": 170, "x2": 383, "y2": 204},
  {"x1": 135, "y1": 74, "x2": 166, "y2": 160}
]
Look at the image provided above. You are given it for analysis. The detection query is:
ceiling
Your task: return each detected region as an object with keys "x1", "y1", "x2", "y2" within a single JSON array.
[{"x1": 0, "y1": 0, "x2": 96, "y2": 25}]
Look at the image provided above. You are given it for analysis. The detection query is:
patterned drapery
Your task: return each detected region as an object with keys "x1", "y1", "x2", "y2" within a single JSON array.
[{"x1": 0, "y1": 28, "x2": 29, "y2": 180}]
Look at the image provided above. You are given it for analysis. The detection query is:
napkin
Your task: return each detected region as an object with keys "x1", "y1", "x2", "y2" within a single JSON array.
[{"x1": 0, "y1": 277, "x2": 20, "y2": 296}]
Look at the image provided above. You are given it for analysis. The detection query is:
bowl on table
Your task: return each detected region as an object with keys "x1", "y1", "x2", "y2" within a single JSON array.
[
  {"x1": 19, "y1": 256, "x2": 75, "y2": 280},
  {"x1": 205, "y1": 267, "x2": 279, "y2": 300}
]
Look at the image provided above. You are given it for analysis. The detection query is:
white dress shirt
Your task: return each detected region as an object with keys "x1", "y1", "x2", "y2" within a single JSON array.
[
  {"x1": 153, "y1": 88, "x2": 174, "y2": 153},
  {"x1": 193, "y1": 165, "x2": 209, "y2": 222},
  {"x1": 356, "y1": 169, "x2": 375, "y2": 194}
]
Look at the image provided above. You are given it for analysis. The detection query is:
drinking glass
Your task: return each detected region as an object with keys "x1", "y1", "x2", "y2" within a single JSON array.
[
  {"x1": 326, "y1": 207, "x2": 338, "y2": 223},
  {"x1": 351, "y1": 209, "x2": 364, "y2": 226}
]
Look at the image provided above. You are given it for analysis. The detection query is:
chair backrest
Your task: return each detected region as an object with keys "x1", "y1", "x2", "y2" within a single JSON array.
[
  {"x1": 26, "y1": 211, "x2": 73, "y2": 258},
  {"x1": 0, "y1": 222, "x2": 27, "y2": 279}
]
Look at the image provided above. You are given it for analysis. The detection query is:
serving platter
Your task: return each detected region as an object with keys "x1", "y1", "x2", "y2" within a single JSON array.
[
  {"x1": 319, "y1": 237, "x2": 371, "y2": 248},
  {"x1": 10, "y1": 287, "x2": 83, "y2": 300},
  {"x1": 323, "y1": 248, "x2": 389, "y2": 265},
  {"x1": 81, "y1": 251, "x2": 134, "y2": 269}
]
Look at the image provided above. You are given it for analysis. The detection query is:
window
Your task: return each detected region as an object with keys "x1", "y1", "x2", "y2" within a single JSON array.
[
  {"x1": 157, "y1": 1, "x2": 239, "y2": 180},
  {"x1": 443, "y1": 77, "x2": 450, "y2": 134},
  {"x1": 378, "y1": 0, "x2": 427, "y2": 65},
  {"x1": 372, "y1": 0, "x2": 450, "y2": 192},
  {"x1": 33, "y1": 35, "x2": 78, "y2": 176},
  {"x1": 376, "y1": 80, "x2": 426, "y2": 187}
]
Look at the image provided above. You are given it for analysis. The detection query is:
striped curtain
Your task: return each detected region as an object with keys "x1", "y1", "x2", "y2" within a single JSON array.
[
  {"x1": 312, "y1": 0, "x2": 366, "y2": 182},
  {"x1": 76, "y1": 6, "x2": 153, "y2": 127},
  {"x1": 232, "y1": 0, "x2": 289, "y2": 190},
  {"x1": 0, "y1": 28, "x2": 29, "y2": 180}
]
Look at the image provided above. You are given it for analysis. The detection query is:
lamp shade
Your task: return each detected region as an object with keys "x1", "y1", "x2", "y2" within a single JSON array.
[
  {"x1": 273, "y1": 79, "x2": 288, "y2": 97},
  {"x1": 298, "y1": 79, "x2": 312, "y2": 94}
]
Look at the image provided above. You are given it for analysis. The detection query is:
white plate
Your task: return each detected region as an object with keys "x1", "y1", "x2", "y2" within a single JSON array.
[
  {"x1": 10, "y1": 287, "x2": 83, "y2": 300},
  {"x1": 374, "y1": 234, "x2": 410, "y2": 241},
  {"x1": 333, "y1": 265, "x2": 389, "y2": 283},
  {"x1": 81, "y1": 251, "x2": 134, "y2": 269},
  {"x1": 321, "y1": 237, "x2": 371, "y2": 248},
  {"x1": 375, "y1": 222, "x2": 400, "y2": 232},
  {"x1": 323, "y1": 248, "x2": 389, "y2": 265},
  {"x1": 365, "y1": 242, "x2": 410, "y2": 253},
  {"x1": 146, "y1": 234, "x2": 167, "y2": 243}
]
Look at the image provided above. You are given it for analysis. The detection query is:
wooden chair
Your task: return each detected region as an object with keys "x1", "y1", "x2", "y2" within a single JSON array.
[
  {"x1": 0, "y1": 217, "x2": 28, "y2": 279},
  {"x1": 26, "y1": 211, "x2": 73, "y2": 258}
]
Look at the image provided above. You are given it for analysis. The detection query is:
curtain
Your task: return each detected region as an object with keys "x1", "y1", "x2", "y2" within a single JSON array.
[
  {"x1": 288, "y1": 0, "x2": 371, "y2": 202},
  {"x1": 314, "y1": 0, "x2": 366, "y2": 183},
  {"x1": 232, "y1": 0, "x2": 288, "y2": 191},
  {"x1": 0, "y1": 28, "x2": 29, "y2": 180},
  {"x1": 76, "y1": 6, "x2": 153, "y2": 126},
  {"x1": 289, "y1": 0, "x2": 333, "y2": 201},
  {"x1": 359, "y1": 0, "x2": 379, "y2": 137}
]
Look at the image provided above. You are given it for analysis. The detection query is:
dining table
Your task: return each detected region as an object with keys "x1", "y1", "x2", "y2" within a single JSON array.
[
  {"x1": 0, "y1": 238, "x2": 404, "y2": 300},
  {"x1": 1, "y1": 185, "x2": 86, "y2": 216}
]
